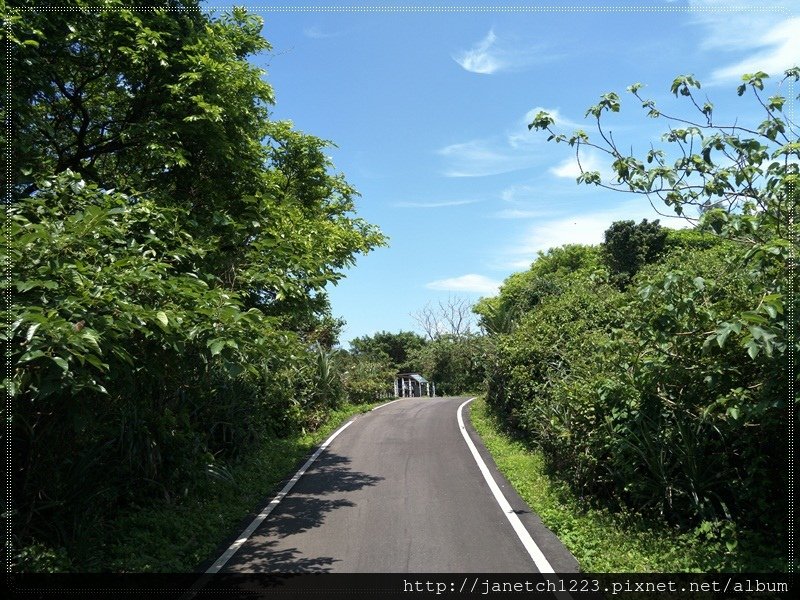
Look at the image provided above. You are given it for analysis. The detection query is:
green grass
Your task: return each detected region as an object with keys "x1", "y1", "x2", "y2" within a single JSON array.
[
  {"x1": 468, "y1": 396, "x2": 787, "y2": 572},
  {"x1": 74, "y1": 400, "x2": 386, "y2": 572}
]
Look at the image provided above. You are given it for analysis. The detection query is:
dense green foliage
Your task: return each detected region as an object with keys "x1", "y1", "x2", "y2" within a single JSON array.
[
  {"x1": 478, "y1": 228, "x2": 789, "y2": 563},
  {"x1": 339, "y1": 352, "x2": 396, "y2": 404},
  {"x1": 349, "y1": 330, "x2": 426, "y2": 371},
  {"x1": 5, "y1": 1, "x2": 385, "y2": 569},
  {"x1": 405, "y1": 334, "x2": 486, "y2": 395},
  {"x1": 6, "y1": 2, "x2": 794, "y2": 573},
  {"x1": 478, "y1": 69, "x2": 797, "y2": 568},
  {"x1": 347, "y1": 325, "x2": 484, "y2": 397},
  {"x1": 469, "y1": 397, "x2": 785, "y2": 572},
  {"x1": 602, "y1": 218, "x2": 667, "y2": 286},
  {"x1": 13, "y1": 401, "x2": 383, "y2": 572}
]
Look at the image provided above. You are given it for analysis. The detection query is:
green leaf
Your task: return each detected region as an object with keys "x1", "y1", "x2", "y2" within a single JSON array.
[
  {"x1": 716, "y1": 327, "x2": 732, "y2": 348},
  {"x1": 740, "y1": 311, "x2": 768, "y2": 325},
  {"x1": 25, "y1": 323, "x2": 41, "y2": 342},
  {"x1": 626, "y1": 82, "x2": 643, "y2": 94},
  {"x1": 528, "y1": 111, "x2": 555, "y2": 131},
  {"x1": 14, "y1": 280, "x2": 58, "y2": 292},
  {"x1": 19, "y1": 350, "x2": 47, "y2": 363},
  {"x1": 84, "y1": 354, "x2": 108, "y2": 371},
  {"x1": 208, "y1": 339, "x2": 225, "y2": 357}
]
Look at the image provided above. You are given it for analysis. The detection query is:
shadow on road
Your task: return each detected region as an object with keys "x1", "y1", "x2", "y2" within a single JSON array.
[
  {"x1": 289, "y1": 450, "x2": 384, "y2": 496},
  {"x1": 227, "y1": 451, "x2": 383, "y2": 572},
  {"x1": 226, "y1": 538, "x2": 339, "y2": 572}
]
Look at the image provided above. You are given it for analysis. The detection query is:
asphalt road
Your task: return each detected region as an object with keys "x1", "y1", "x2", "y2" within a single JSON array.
[{"x1": 217, "y1": 396, "x2": 578, "y2": 573}]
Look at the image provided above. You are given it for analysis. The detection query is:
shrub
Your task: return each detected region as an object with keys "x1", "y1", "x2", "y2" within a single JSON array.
[
  {"x1": 340, "y1": 354, "x2": 395, "y2": 404},
  {"x1": 484, "y1": 238, "x2": 788, "y2": 532}
]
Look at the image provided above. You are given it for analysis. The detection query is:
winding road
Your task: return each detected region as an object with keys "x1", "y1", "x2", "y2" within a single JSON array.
[{"x1": 208, "y1": 396, "x2": 578, "y2": 573}]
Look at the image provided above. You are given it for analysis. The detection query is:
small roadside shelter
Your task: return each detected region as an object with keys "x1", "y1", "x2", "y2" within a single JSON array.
[{"x1": 395, "y1": 373, "x2": 435, "y2": 398}]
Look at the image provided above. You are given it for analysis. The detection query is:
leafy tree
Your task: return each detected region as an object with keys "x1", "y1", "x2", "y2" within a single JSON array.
[
  {"x1": 349, "y1": 330, "x2": 426, "y2": 371},
  {"x1": 477, "y1": 69, "x2": 798, "y2": 567},
  {"x1": 602, "y1": 219, "x2": 667, "y2": 286},
  {"x1": 474, "y1": 244, "x2": 600, "y2": 333},
  {"x1": 406, "y1": 334, "x2": 486, "y2": 396},
  {"x1": 340, "y1": 353, "x2": 395, "y2": 404},
  {"x1": 529, "y1": 66, "x2": 799, "y2": 361},
  {"x1": 8, "y1": 0, "x2": 385, "y2": 323},
  {"x1": 473, "y1": 298, "x2": 519, "y2": 336},
  {"x1": 4, "y1": 1, "x2": 385, "y2": 569},
  {"x1": 528, "y1": 70, "x2": 797, "y2": 527}
]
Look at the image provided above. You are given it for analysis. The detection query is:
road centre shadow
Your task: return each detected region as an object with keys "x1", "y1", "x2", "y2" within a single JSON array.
[{"x1": 289, "y1": 450, "x2": 384, "y2": 496}]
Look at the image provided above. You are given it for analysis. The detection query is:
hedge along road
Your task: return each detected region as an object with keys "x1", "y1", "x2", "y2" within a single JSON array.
[{"x1": 205, "y1": 396, "x2": 578, "y2": 573}]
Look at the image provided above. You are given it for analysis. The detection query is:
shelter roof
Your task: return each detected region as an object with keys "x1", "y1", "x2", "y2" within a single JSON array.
[{"x1": 397, "y1": 372, "x2": 428, "y2": 383}]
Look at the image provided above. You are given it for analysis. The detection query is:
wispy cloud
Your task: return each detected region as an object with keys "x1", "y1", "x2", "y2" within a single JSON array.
[
  {"x1": 492, "y1": 208, "x2": 555, "y2": 219},
  {"x1": 549, "y1": 150, "x2": 611, "y2": 181},
  {"x1": 426, "y1": 274, "x2": 501, "y2": 294},
  {"x1": 438, "y1": 138, "x2": 541, "y2": 177},
  {"x1": 453, "y1": 29, "x2": 501, "y2": 74},
  {"x1": 453, "y1": 29, "x2": 553, "y2": 75},
  {"x1": 394, "y1": 199, "x2": 478, "y2": 208},
  {"x1": 710, "y1": 17, "x2": 800, "y2": 83},
  {"x1": 497, "y1": 198, "x2": 690, "y2": 270},
  {"x1": 687, "y1": 0, "x2": 799, "y2": 83},
  {"x1": 303, "y1": 26, "x2": 346, "y2": 39},
  {"x1": 501, "y1": 183, "x2": 539, "y2": 204},
  {"x1": 492, "y1": 181, "x2": 585, "y2": 219},
  {"x1": 491, "y1": 180, "x2": 588, "y2": 219},
  {"x1": 438, "y1": 107, "x2": 571, "y2": 177}
]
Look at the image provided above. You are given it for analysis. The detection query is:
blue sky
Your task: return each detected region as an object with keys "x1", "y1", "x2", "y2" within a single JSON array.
[{"x1": 227, "y1": 1, "x2": 798, "y2": 345}]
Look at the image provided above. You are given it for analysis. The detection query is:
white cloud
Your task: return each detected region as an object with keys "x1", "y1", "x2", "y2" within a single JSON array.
[
  {"x1": 549, "y1": 150, "x2": 610, "y2": 180},
  {"x1": 493, "y1": 181, "x2": 591, "y2": 219},
  {"x1": 438, "y1": 107, "x2": 557, "y2": 177},
  {"x1": 453, "y1": 29, "x2": 553, "y2": 75},
  {"x1": 505, "y1": 131, "x2": 541, "y2": 151},
  {"x1": 492, "y1": 181, "x2": 584, "y2": 219},
  {"x1": 426, "y1": 274, "x2": 501, "y2": 294},
  {"x1": 492, "y1": 208, "x2": 555, "y2": 219},
  {"x1": 498, "y1": 198, "x2": 691, "y2": 270},
  {"x1": 394, "y1": 199, "x2": 478, "y2": 208},
  {"x1": 438, "y1": 138, "x2": 542, "y2": 177},
  {"x1": 303, "y1": 26, "x2": 345, "y2": 39},
  {"x1": 550, "y1": 156, "x2": 584, "y2": 179},
  {"x1": 453, "y1": 29, "x2": 502, "y2": 74},
  {"x1": 710, "y1": 17, "x2": 800, "y2": 83},
  {"x1": 687, "y1": 1, "x2": 799, "y2": 83},
  {"x1": 500, "y1": 183, "x2": 538, "y2": 204},
  {"x1": 438, "y1": 105, "x2": 599, "y2": 178}
]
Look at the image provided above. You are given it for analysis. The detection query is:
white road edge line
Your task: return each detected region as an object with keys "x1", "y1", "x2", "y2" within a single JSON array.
[
  {"x1": 205, "y1": 419, "x2": 356, "y2": 574},
  {"x1": 457, "y1": 397, "x2": 556, "y2": 574},
  {"x1": 371, "y1": 397, "x2": 404, "y2": 411}
]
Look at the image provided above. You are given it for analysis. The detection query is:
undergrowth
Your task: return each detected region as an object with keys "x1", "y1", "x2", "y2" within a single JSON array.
[
  {"x1": 469, "y1": 397, "x2": 788, "y2": 573},
  {"x1": 15, "y1": 401, "x2": 383, "y2": 572}
]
